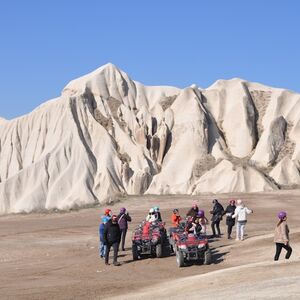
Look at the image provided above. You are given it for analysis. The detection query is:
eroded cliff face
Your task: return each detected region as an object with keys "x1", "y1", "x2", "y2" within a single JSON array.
[{"x1": 1, "y1": 63, "x2": 300, "y2": 213}]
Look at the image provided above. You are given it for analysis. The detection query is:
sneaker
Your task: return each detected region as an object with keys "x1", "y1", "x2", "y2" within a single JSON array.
[
  {"x1": 113, "y1": 262, "x2": 121, "y2": 266},
  {"x1": 105, "y1": 262, "x2": 110, "y2": 265},
  {"x1": 235, "y1": 238, "x2": 240, "y2": 241}
]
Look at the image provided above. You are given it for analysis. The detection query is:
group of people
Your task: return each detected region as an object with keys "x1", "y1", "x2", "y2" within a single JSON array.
[
  {"x1": 98, "y1": 199, "x2": 293, "y2": 265},
  {"x1": 172, "y1": 199, "x2": 254, "y2": 241},
  {"x1": 211, "y1": 198, "x2": 254, "y2": 241},
  {"x1": 99, "y1": 207, "x2": 131, "y2": 266}
]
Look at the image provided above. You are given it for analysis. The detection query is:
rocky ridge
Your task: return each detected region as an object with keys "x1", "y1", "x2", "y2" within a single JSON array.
[{"x1": 0, "y1": 63, "x2": 299, "y2": 213}]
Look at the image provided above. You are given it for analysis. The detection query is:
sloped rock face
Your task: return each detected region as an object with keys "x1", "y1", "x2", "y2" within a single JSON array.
[
  {"x1": 1, "y1": 63, "x2": 300, "y2": 213},
  {"x1": 269, "y1": 157, "x2": 300, "y2": 186},
  {"x1": 251, "y1": 116, "x2": 287, "y2": 167},
  {"x1": 191, "y1": 160, "x2": 278, "y2": 194}
]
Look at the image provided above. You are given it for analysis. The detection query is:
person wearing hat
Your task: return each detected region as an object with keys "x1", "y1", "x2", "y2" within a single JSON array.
[
  {"x1": 274, "y1": 211, "x2": 292, "y2": 261},
  {"x1": 146, "y1": 208, "x2": 158, "y2": 223},
  {"x1": 103, "y1": 215, "x2": 122, "y2": 266},
  {"x1": 186, "y1": 202, "x2": 199, "y2": 218},
  {"x1": 99, "y1": 216, "x2": 109, "y2": 258},
  {"x1": 210, "y1": 199, "x2": 224, "y2": 238},
  {"x1": 117, "y1": 207, "x2": 132, "y2": 251},
  {"x1": 171, "y1": 208, "x2": 182, "y2": 228},
  {"x1": 232, "y1": 199, "x2": 253, "y2": 241},
  {"x1": 104, "y1": 208, "x2": 112, "y2": 219},
  {"x1": 224, "y1": 199, "x2": 237, "y2": 239}
]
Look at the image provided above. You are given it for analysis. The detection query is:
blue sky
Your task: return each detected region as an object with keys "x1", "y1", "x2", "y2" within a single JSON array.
[{"x1": 0, "y1": 0, "x2": 300, "y2": 119}]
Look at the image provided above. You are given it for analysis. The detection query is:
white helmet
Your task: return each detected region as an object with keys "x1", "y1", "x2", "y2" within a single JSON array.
[
  {"x1": 149, "y1": 208, "x2": 154, "y2": 213},
  {"x1": 236, "y1": 199, "x2": 243, "y2": 206}
]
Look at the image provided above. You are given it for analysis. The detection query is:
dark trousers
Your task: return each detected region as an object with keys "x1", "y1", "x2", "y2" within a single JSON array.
[
  {"x1": 105, "y1": 242, "x2": 119, "y2": 264},
  {"x1": 120, "y1": 229, "x2": 127, "y2": 251},
  {"x1": 211, "y1": 220, "x2": 221, "y2": 236},
  {"x1": 274, "y1": 243, "x2": 292, "y2": 261},
  {"x1": 227, "y1": 223, "x2": 234, "y2": 238}
]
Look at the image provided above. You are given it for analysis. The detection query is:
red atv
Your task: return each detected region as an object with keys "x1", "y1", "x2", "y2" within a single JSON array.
[
  {"x1": 132, "y1": 221, "x2": 170, "y2": 260},
  {"x1": 170, "y1": 225, "x2": 212, "y2": 267}
]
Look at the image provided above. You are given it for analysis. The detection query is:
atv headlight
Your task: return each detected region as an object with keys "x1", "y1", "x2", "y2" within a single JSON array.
[
  {"x1": 178, "y1": 245, "x2": 187, "y2": 249},
  {"x1": 198, "y1": 244, "x2": 205, "y2": 249}
]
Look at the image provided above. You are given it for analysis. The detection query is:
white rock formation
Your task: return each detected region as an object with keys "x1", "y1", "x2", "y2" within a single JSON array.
[
  {"x1": 191, "y1": 160, "x2": 277, "y2": 194},
  {"x1": 1, "y1": 63, "x2": 300, "y2": 213},
  {"x1": 269, "y1": 157, "x2": 300, "y2": 186}
]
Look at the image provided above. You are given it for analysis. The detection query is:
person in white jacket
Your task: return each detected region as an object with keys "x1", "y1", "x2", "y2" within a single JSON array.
[
  {"x1": 146, "y1": 208, "x2": 158, "y2": 223},
  {"x1": 232, "y1": 199, "x2": 253, "y2": 241}
]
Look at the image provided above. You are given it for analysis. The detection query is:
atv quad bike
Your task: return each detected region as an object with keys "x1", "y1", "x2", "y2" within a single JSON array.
[
  {"x1": 132, "y1": 221, "x2": 170, "y2": 260},
  {"x1": 171, "y1": 231, "x2": 212, "y2": 267}
]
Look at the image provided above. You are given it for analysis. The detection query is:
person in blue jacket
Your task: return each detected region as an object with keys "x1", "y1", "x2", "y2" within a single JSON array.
[{"x1": 99, "y1": 216, "x2": 109, "y2": 258}]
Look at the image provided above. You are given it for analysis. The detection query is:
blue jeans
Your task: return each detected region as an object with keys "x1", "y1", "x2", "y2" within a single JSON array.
[{"x1": 99, "y1": 241, "x2": 106, "y2": 257}]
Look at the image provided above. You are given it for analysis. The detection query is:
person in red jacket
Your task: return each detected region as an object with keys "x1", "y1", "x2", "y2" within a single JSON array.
[{"x1": 171, "y1": 209, "x2": 182, "y2": 227}]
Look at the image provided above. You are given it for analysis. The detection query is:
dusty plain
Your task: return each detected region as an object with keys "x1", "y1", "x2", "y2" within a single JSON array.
[{"x1": 1, "y1": 190, "x2": 300, "y2": 299}]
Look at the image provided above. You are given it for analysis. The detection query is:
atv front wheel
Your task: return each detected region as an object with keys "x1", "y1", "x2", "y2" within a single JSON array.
[
  {"x1": 176, "y1": 250, "x2": 184, "y2": 267},
  {"x1": 204, "y1": 249, "x2": 212, "y2": 265},
  {"x1": 132, "y1": 244, "x2": 139, "y2": 261},
  {"x1": 156, "y1": 243, "x2": 163, "y2": 258}
]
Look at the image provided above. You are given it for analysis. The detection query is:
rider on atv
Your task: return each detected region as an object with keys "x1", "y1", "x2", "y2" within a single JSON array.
[
  {"x1": 146, "y1": 208, "x2": 158, "y2": 223},
  {"x1": 185, "y1": 214, "x2": 202, "y2": 237},
  {"x1": 171, "y1": 209, "x2": 182, "y2": 227}
]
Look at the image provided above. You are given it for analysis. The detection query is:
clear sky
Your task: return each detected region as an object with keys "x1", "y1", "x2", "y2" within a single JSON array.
[{"x1": 0, "y1": 0, "x2": 300, "y2": 119}]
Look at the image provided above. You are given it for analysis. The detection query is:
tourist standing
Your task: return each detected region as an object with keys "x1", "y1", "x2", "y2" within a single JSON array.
[
  {"x1": 224, "y1": 199, "x2": 236, "y2": 239},
  {"x1": 117, "y1": 207, "x2": 131, "y2": 251},
  {"x1": 99, "y1": 216, "x2": 109, "y2": 258},
  {"x1": 210, "y1": 199, "x2": 224, "y2": 238},
  {"x1": 232, "y1": 199, "x2": 253, "y2": 241},
  {"x1": 103, "y1": 215, "x2": 121, "y2": 266}
]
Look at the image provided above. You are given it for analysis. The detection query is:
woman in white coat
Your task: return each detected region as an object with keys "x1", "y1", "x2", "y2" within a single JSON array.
[{"x1": 232, "y1": 199, "x2": 253, "y2": 241}]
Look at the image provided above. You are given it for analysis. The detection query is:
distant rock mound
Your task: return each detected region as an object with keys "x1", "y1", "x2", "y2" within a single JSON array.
[{"x1": 1, "y1": 63, "x2": 300, "y2": 213}]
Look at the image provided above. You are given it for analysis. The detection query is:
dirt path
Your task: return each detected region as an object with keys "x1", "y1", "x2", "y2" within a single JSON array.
[{"x1": 0, "y1": 191, "x2": 300, "y2": 299}]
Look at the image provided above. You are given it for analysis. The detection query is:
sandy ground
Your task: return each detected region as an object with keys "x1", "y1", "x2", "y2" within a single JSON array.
[{"x1": 1, "y1": 190, "x2": 300, "y2": 299}]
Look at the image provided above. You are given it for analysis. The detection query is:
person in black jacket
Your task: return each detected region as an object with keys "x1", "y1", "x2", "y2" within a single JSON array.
[
  {"x1": 117, "y1": 207, "x2": 132, "y2": 251},
  {"x1": 103, "y1": 215, "x2": 121, "y2": 266},
  {"x1": 210, "y1": 199, "x2": 224, "y2": 238},
  {"x1": 186, "y1": 202, "x2": 199, "y2": 219},
  {"x1": 224, "y1": 199, "x2": 236, "y2": 239}
]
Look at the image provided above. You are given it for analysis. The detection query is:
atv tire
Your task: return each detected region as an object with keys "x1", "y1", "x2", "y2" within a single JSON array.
[
  {"x1": 176, "y1": 250, "x2": 184, "y2": 267},
  {"x1": 156, "y1": 243, "x2": 163, "y2": 258},
  {"x1": 132, "y1": 244, "x2": 139, "y2": 261},
  {"x1": 204, "y1": 249, "x2": 212, "y2": 265}
]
